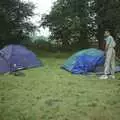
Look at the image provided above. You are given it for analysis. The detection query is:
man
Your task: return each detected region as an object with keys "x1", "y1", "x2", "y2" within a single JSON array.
[{"x1": 100, "y1": 30, "x2": 116, "y2": 79}]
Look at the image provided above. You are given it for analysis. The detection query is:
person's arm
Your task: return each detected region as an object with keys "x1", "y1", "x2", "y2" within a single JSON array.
[
  {"x1": 105, "y1": 41, "x2": 109, "y2": 51},
  {"x1": 105, "y1": 37, "x2": 112, "y2": 51}
]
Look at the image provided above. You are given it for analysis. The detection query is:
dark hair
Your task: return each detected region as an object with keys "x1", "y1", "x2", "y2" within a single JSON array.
[{"x1": 105, "y1": 29, "x2": 111, "y2": 34}]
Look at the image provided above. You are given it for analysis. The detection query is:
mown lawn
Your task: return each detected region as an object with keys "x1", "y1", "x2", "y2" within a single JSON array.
[{"x1": 0, "y1": 51, "x2": 120, "y2": 120}]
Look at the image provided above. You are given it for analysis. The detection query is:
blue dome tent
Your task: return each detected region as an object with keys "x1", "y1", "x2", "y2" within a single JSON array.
[
  {"x1": 61, "y1": 48, "x2": 105, "y2": 74},
  {"x1": 0, "y1": 45, "x2": 42, "y2": 73}
]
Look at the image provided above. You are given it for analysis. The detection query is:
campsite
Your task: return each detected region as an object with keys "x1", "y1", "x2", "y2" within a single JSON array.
[
  {"x1": 0, "y1": 48, "x2": 120, "y2": 120},
  {"x1": 0, "y1": 0, "x2": 120, "y2": 120}
]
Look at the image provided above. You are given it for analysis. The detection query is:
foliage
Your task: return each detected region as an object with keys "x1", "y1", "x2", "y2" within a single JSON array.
[
  {"x1": 0, "y1": 0, "x2": 35, "y2": 48},
  {"x1": 34, "y1": 36, "x2": 49, "y2": 43},
  {"x1": 32, "y1": 36, "x2": 50, "y2": 51},
  {"x1": 41, "y1": 0, "x2": 91, "y2": 50},
  {"x1": 93, "y1": 0, "x2": 120, "y2": 50},
  {"x1": 42, "y1": 0, "x2": 120, "y2": 55}
]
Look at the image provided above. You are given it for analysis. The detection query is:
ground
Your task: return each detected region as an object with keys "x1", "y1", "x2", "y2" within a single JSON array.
[{"x1": 0, "y1": 51, "x2": 120, "y2": 120}]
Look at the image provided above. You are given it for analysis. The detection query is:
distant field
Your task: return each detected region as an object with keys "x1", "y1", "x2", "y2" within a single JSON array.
[{"x1": 0, "y1": 51, "x2": 120, "y2": 120}]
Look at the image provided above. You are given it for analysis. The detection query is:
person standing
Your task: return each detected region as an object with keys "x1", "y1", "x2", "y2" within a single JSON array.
[{"x1": 100, "y1": 30, "x2": 116, "y2": 79}]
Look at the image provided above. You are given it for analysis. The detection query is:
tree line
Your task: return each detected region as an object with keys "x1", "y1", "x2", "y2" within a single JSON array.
[
  {"x1": 42, "y1": 0, "x2": 120, "y2": 55},
  {"x1": 0, "y1": 0, "x2": 120, "y2": 56}
]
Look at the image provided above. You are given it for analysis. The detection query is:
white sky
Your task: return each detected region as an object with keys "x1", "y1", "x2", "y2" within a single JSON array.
[{"x1": 23, "y1": 0, "x2": 56, "y2": 37}]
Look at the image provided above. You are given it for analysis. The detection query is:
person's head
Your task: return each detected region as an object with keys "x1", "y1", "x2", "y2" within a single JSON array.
[{"x1": 104, "y1": 30, "x2": 111, "y2": 37}]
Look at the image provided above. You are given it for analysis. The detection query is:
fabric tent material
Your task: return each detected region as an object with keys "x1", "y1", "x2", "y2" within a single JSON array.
[
  {"x1": 0, "y1": 45, "x2": 42, "y2": 73},
  {"x1": 95, "y1": 66, "x2": 120, "y2": 75},
  {"x1": 61, "y1": 48, "x2": 105, "y2": 74}
]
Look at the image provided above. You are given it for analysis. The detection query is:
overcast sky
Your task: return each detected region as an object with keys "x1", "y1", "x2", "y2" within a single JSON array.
[{"x1": 23, "y1": 0, "x2": 56, "y2": 37}]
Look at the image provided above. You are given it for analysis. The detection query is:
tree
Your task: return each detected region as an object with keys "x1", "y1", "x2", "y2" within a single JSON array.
[
  {"x1": 0, "y1": 0, "x2": 35, "y2": 48},
  {"x1": 93, "y1": 0, "x2": 120, "y2": 49},
  {"x1": 41, "y1": 0, "x2": 120, "y2": 54},
  {"x1": 41, "y1": 0, "x2": 91, "y2": 50}
]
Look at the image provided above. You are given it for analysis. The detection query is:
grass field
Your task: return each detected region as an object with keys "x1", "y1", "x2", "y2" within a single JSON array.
[{"x1": 0, "y1": 51, "x2": 120, "y2": 120}]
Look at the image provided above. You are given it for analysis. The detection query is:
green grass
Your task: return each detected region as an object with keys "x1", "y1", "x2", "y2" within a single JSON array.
[{"x1": 0, "y1": 51, "x2": 120, "y2": 120}]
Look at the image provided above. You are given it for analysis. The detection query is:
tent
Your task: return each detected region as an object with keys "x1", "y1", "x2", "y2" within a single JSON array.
[
  {"x1": 61, "y1": 48, "x2": 105, "y2": 74},
  {"x1": 0, "y1": 45, "x2": 42, "y2": 73}
]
